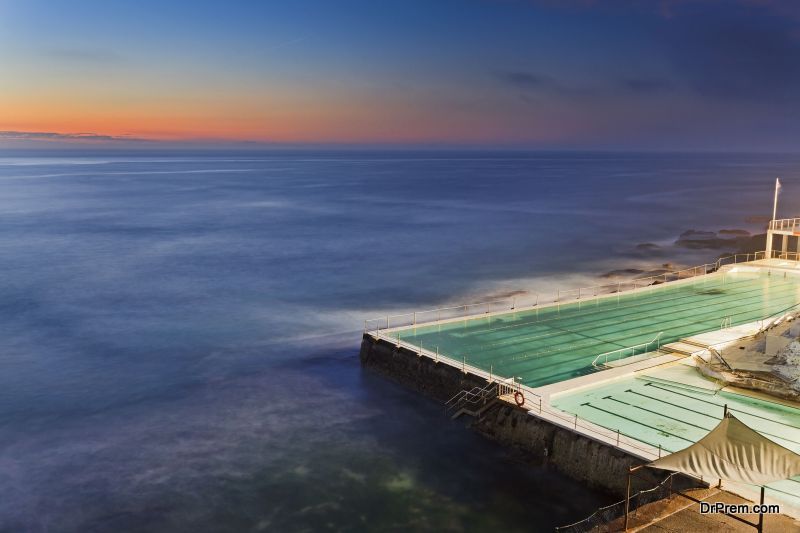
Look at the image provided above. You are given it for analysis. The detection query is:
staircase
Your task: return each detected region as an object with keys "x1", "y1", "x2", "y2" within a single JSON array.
[{"x1": 445, "y1": 382, "x2": 500, "y2": 420}]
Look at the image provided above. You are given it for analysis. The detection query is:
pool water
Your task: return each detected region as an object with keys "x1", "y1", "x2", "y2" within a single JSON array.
[
  {"x1": 551, "y1": 364, "x2": 800, "y2": 509},
  {"x1": 390, "y1": 270, "x2": 800, "y2": 387}
]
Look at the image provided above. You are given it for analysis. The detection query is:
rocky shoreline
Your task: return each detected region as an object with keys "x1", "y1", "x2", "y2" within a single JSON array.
[{"x1": 603, "y1": 226, "x2": 768, "y2": 281}]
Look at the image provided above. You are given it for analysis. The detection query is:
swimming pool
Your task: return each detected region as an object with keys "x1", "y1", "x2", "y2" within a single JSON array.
[{"x1": 388, "y1": 270, "x2": 800, "y2": 387}]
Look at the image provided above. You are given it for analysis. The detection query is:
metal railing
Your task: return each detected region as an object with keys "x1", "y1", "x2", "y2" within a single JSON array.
[
  {"x1": 373, "y1": 331, "x2": 542, "y2": 401},
  {"x1": 445, "y1": 382, "x2": 498, "y2": 415},
  {"x1": 532, "y1": 401, "x2": 669, "y2": 460},
  {"x1": 769, "y1": 217, "x2": 800, "y2": 231},
  {"x1": 555, "y1": 472, "x2": 682, "y2": 533},
  {"x1": 375, "y1": 328, "x2": 684, "y2": 464},
  {"x1": 591, "y1": 332, "x2": 663, "y2": 369},
  {"x1": 755, "y1": 301, "x2": 800, "y2": 335},
  {"x1": 364, "y1": 252, "x2": 768, "y2": 334},
  {"x1": 771, "y1": 250, "x2": 800, "y2": 261}
]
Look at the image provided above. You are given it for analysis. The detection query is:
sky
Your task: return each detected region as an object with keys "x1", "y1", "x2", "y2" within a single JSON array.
[{"x1": 2, "y1": 0, "x2": 800, "y2": 151}]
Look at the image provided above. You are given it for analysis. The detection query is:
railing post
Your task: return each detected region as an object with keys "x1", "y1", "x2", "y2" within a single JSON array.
[
  {"x1": 574, "y1": 414, "x2": 578, "y2": 429},
  {"x1": 624, "y1": 468, "x2": 632, "y2": 531}
]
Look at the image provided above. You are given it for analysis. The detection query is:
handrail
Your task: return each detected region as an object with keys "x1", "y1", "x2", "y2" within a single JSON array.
[
  {"x1": 372, "y1": 331, "x2": 540, "y2": 399},
  {"x1": 375, "y1": 331, "x2": 678, "y2": 460},
  {"x1": 706, "y1": 345, "x2": 733, "y2": 371},
  {"x1": 771, "y1": 249, "x2": 800, "y2": 261},
  {"x1": 365, "y1": 252, "x2": 770, "y2": 334},
  {"x1": 756, "y1": 301, "x2": 800, "y2": 335},
  {"x1": 592, "y1": 332, "x2": 663, "y2": 369},
  {"x1": 535, "y1": 402, "x2": 669, "y2": 459},
  {"x1": 445, "y1": 382, "x2": 498, "y2": 414},
  {"x1": 769, "y1": 217, "x2": 800, "y2": 231}
]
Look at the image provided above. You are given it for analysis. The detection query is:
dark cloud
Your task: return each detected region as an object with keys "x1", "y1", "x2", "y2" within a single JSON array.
[
  {"x1": 495, "y1": 70, "x2": 599, "y2": 100},
  {"x1": 513, "y1": 0, "x2": 800, "y2": 21},
  {"x1": 0, "y1": 131, "x2": 147, "y2": 143},
  {"x1": 662, "y1": 5, "x2": 800, "y2": 102},
  {"x1": 622, "y1": 78, "x2": 674, "y2": 94},
  {"x1": 512, "y1": 0, "x2": 800, "y2": 103},
  {"x1": 499, "y1": 70, "x2": 671, "y2": 100},
  {"x1": 496, "y1": 70, "x2": 557, "y2": 90}
]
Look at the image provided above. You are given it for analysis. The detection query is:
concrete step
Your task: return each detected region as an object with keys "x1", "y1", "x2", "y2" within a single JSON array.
[
  {"x1": 451, "y1": 398, "x2": 498, "y2": 420},
  {"x1": 681, "y1": 338, "x2": 711, "y2": 349},
  {"x1": 603, "y1": 351, "x2": 663, "y2": 368},
  {"x1": 662, "y1": 341, "x2": 708, "y2": 356}
]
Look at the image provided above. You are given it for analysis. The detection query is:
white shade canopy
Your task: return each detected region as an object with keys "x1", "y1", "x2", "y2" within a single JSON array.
[{"x1": 649, "y1": 414, "x2": 800, "y2": 486}]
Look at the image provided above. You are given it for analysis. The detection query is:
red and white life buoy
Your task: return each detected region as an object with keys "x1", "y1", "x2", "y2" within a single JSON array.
[{"x1": 514, "y1": 391, "x2": 525, "y2": 407}]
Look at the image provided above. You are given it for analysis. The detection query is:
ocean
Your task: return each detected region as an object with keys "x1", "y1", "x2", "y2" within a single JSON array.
[{"x1": 1, "y1": 150, "x2": 798, "y2": 532}]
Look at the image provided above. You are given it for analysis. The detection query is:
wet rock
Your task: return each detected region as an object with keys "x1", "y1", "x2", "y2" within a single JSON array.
[
  {"x1": 601, "y1": 268, "x2": 644, "y2": 278},
  {"x1": 719, "y1": 229, "x2": 750, "y2": 237},
  {"x1": 676, "y1": 228, "x2": 756, "y2": 250}
]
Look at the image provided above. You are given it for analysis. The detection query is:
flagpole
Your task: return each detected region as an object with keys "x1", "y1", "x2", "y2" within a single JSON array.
[
  {"x1": 773, "y1": 177, "x2": 780, "y2": 222},
  {"x1": 766, "y1": 178, "x2": 780, "y2": 258}
]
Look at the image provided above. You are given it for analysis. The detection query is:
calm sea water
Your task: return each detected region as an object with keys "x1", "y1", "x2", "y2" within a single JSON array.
[{"x1": 1, "y1": 150, "x2": 799, "y2": 532}]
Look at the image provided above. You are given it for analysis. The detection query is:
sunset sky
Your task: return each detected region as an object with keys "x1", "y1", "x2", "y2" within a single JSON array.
[{"x1": 2, "y1": 0, "x2": 800, "y2": 150}]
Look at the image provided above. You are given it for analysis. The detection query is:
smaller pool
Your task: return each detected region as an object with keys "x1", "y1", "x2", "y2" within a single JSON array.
[{"x1": 551, "y1": 364, "x2": 800, "y2": 509}]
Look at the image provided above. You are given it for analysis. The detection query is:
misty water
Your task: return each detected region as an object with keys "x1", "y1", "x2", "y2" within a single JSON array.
[{"x1": 2, "y1": 151, "x2": 799, "y2": 532}]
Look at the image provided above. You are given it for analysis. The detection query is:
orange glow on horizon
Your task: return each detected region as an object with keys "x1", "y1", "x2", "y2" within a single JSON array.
[{"x1": 0, "y1": 77, "x2": 577, "y2": 145}]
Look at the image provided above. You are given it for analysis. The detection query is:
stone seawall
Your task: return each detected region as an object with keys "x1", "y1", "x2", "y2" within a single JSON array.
[
  {"x1": 359, "y1": 334, "x2": 489, "y2": 403},
  {"x1": 360, "y1": 333, "x2": 667, "y2": 497},
  {"x1": 473, "y1": 403, "x2": 662, "y2": 496}
]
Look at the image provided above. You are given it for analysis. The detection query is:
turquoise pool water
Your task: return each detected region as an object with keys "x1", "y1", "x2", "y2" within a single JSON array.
[
  {"x1": 390, "y1": 270, "x2": 800, "y2": 387},
  {"x1": 551, "y1": 364, "x2": 800, "y2": 508}
]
